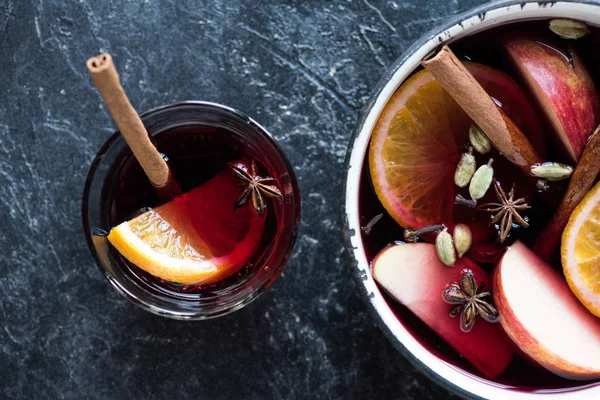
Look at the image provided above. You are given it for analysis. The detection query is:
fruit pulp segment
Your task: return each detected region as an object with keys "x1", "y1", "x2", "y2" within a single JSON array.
[
  {"x1": 128, "y1": 209, "x2": 209, "y2": 261},
  {"x1": 575, "y1": 212, "x2": 600, "y2": 295},
  {"x1": 172, "y1": 169, "x2": 264, "y2": 259}
]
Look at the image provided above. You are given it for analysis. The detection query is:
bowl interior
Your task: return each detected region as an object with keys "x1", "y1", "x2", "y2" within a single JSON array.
[{"x1": 344, "y1": 1, "x2": 600, "y2": 398}]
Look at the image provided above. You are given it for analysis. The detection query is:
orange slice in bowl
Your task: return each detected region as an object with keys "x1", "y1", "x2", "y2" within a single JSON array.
[
  {"x1": 562, "y1": 181, "x2": 600, "y2": 318},
  {"x1": 369, "y1": 62, "x2": 544, "y2": 231},
  {"x1": 369, "y1": 68, "x2": 466, "y2": 230},
  {"x1": 108, "y1": 169, "x2": 265, "y2": 285}
]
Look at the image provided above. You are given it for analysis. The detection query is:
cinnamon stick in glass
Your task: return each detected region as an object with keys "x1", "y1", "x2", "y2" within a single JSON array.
[
  {"x1": 534, "y1": 125, "x2": 600, "y2": 261},
  {"x1": 86, "y1": 53, "x2": 181, "y2": 198},
  {"x1": 422, "y1": 46, "x2": 543, "y2": 174}
]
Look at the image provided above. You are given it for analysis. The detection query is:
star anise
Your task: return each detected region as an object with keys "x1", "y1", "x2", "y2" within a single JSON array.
[
  {"x1": 443, "y1": 269, "x2": 499, "y2": 333},
  {"x1": 228, "y1": 160, "x2": 282, "y2": 216},
  {"x1": 477, "y1": 179, "x2": 530, "y2": 242}
]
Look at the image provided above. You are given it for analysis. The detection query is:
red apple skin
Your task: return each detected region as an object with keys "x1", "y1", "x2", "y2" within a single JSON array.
[
  {"x1": 504, "y1": 36, "x2": 600, "y2": 161},
  {"x1": 478, "y1": 64, "x2": 547, "y2": 157},
  {"x1": 493, "y1": 241, "x2": 600, "y2": 380},
  {"x1": 373, "y1": 243, "x2": 513, "y2": 379}
]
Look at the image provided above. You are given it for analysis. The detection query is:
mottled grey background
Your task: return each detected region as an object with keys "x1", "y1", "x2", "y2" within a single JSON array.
[{"x1": 0, "y1": 0, "x2": 487, "y2": 399}]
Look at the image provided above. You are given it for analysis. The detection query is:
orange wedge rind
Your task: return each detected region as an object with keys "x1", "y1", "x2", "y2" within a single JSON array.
[{"x1": 562, "y1": 181, "x2": 600, "y2": 318}]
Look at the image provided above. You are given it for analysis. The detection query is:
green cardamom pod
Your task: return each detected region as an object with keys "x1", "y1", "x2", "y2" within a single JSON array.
[
  {"x1": 453, "y1": 224, "x2": 472, "y2": 258},
  {"x1": 469, "y1": 158, "x2": 494, "y2": 200},
  {"x1": 469, "y1": 124, "x2": 491, "y2": 155},
  {"x1": 549, "y1": 19, "x2": 590, "y2": 40},
  {"x1": 530, "y1": 162, "x2": 573, "y2": 181},
  {"x1": 436, "y1": 228, "x2": 456, "y2": 267},
  {"x1": 454, "y1": 147, "x2": 476, "y2": 188}
]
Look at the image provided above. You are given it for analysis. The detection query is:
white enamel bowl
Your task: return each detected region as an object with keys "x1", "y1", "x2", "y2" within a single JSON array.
[{"x1": 342, "y1": 1, "x2": 600, "y2": 399}]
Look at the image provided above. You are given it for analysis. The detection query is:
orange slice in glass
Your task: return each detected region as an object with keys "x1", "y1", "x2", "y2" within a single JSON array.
[{"x1": 108, "y1": 169, "x2": 265, "y2": 285}]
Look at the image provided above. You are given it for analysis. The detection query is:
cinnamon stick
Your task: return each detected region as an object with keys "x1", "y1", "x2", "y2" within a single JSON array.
[
  {"x1": 422, "y1": 46, "x2": 543, "y2": 174},
  {"x1": 534, "y1": 125, "x2": 600, "y2": 261},
  {"x1": 87, "y1": 53, "x2": 180, "y2": 198}
]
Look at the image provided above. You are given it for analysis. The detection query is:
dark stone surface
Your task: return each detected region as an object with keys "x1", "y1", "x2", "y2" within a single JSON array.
[{"x1": 0, "y1": 0, "x2": 487, "y2": 399}]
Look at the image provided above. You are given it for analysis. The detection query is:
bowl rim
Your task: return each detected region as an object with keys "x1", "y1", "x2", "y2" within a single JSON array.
[{"x1": 342, "y1": 0, "x2": 600, "y2": 398}]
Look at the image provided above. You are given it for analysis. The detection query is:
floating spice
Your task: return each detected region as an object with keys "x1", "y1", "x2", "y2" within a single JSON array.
[
  {"x1": 229, "y1": 160, "x2": 282, "y2": 216},
  {"x1": 469, "y1": 159, "x2": 494, "y2": 200},
  {"x1": 530, "y1": 162, "x2": 573, "y2": 181},
  {"x1": 453, "y1": 224, "x2": 472, "y2": 258},
  {"x1": 361, "y1": 213, "x2": 384, "y2": 235},
  {"x1": 478, "y1": 179, "x2": 530, "y2": 242},
  {"x1": 454, "y1": 147, "x2": 476, "y2": 188},
  {"x1": 443, "y1": 269, "x2": 499, "y2": 333},
  {"x1": 536, "y1": 179, "x2": 549, "y2": 191},
  {"x1": 403, "y1": 224, "x2": 444, "y2": 243},
  {"x1": 549, "y1": 19, "x2": 590, "y2": 40},
  {"x1": 455, "y1": 194, "x2": 477, "y2": 208},
  {"x1": 469, "y1": 124, "x2": 492, "y2": 155},
  {"x1": 436, "y1": 228, "x2": 456, "y2": 267}
]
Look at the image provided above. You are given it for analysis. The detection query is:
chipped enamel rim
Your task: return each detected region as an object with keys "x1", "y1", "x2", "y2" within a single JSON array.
[{"x1": 342, "y1": 1, "x2": 600, "y2": 399}]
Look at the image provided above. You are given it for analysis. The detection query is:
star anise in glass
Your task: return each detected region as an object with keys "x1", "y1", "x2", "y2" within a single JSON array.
[
  {"x1": 443, "y1": 269, "x2": 499, "y2": 333},
  {"x1": 477, "y1": 179, "x2": 530, "y2": 242},
  {"x1": 228, "y1": 160, "x2": 282, "y2": 216}
]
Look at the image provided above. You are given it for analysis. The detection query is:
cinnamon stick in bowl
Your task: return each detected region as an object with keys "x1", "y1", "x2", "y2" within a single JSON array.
[{"x1": 422, "y1": 45, "x2": 543, "y2": 174}]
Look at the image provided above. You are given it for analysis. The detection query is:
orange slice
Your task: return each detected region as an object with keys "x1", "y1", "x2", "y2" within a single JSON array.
[
  {"x1": 108, "y1": 169, "x2": 265, "y2": 285},
  {"x1": 369, "y1": 67, "x2": 465, "y2": 229},
  {"x1": 561, "y1": 181, "x2": 600, "y2": 318}
]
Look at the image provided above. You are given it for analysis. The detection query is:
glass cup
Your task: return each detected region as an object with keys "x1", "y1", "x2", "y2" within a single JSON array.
[{"x1": 82, "y1": 101, "x2": 300, "y2": 320}]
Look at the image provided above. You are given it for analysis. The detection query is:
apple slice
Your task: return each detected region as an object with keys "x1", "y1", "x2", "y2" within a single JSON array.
[
  {"x1": 373, "y1": 243, "x2": 513, "y2": 379},
  {"x1": 493, "y1": 241, "x2": 600, "y2": 380},
  {"x1": 503, "y1": 35, "x2": 600, "y2": 161}
]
